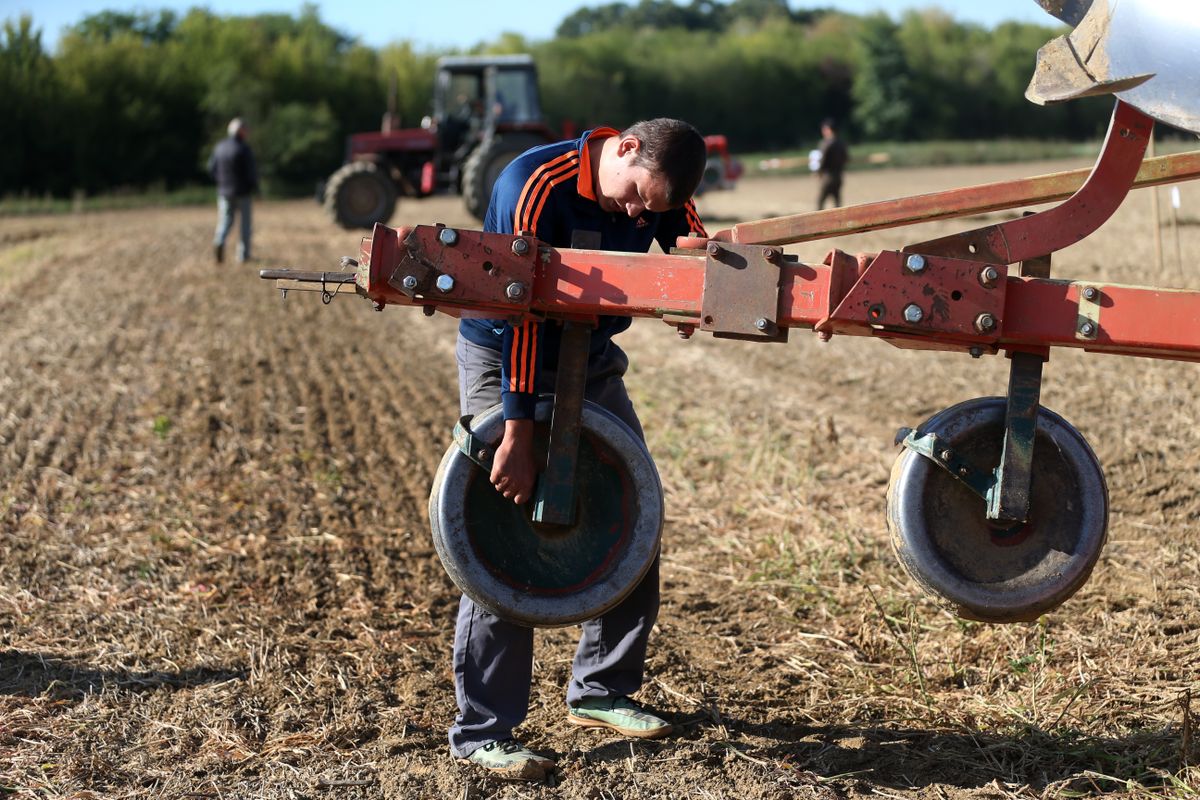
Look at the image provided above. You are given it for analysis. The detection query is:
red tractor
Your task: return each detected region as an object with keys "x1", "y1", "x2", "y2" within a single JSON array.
[
  {"x1": 322, "y1": 54, "x2": 741, "y2": 229},
  {"x1": 323, "y1": 55, "x2": 557, "y2": 228}
]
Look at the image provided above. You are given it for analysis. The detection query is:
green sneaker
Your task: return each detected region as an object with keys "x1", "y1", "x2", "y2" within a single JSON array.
[
  {"x1": 463, "y1": 738, "x2": 555, "y2": 781},
  {"x1": 567, "y1": 696, "x2": 673, "y2": 739}
]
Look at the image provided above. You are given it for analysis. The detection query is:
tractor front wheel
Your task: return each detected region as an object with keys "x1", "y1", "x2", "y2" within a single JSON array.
[{"x1": 324, "y1": 161, "x2": 397, "y2": 230}]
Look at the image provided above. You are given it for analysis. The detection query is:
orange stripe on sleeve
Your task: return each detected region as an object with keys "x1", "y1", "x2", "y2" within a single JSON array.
[
  {"x1": 520, "y1": 320, "x2": 534, "y2": 391},
  {"x1": 508, "y1": 324, "x2": 522, "y2": 391},
  {"x1": 513, "y1": 150, "x2": 578, "y2": 234},
  {"x1": 685, "y1": 200, "x2": 707, "y2": 238},
  {"x1": 527, "y1": 165, "x2": 580, "y2": 233},
  {"x1": 518, "y1": 156, "x2": 578, "y2": 236}
]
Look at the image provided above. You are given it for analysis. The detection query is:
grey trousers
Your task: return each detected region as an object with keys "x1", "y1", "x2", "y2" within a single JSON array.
[{"x1": 448, "y1": 333, "x2": 661, "y2": 757}]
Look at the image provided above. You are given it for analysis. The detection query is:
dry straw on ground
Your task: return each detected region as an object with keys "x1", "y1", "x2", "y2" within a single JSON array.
[{"x1": 2, "y1": 161, "x2": 1199, "y2": 798}]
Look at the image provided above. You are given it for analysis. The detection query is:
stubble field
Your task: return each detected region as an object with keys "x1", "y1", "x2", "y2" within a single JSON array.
[{"x1": 2, "y1": 159, "x2": 1199, "y2": 799}]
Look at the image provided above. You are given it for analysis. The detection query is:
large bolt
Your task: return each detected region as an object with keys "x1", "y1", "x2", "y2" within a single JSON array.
[
  {"x1": 755, "y1": 317, "x2": 769, "y2": 331},
  {"x1": 706, "y1": 241, "x2": 722, "y2": 257},
  {"x1": 401, "y1": 275, "x2": 418, "y2": 290},
  {"x1": 975, "y1": 312, "x2": 997, "y2": 332},
  {"x1": 505, "y1": 281, "x2": 526, "y2": 301},
  {"x1": 980, "y1": 266, "x2": 999, "y2": 286},
  {"x1": 438, "y1": 227, "x2": 459, "y2": 247},
  {"x1": 968, "y1": 346, "x2": 983, "y2": 359},
  {"x1": 762, "y1": 247, "x2": 779, "y2": 262},
  {"x1": 511, "y1": 238, "x2": 530, "y2": 256},
  {"x1": 1083, "y1": 286, "x2": 1099, "y2": 301},
  {"x1": 435, "y1": 274, "x2": 455, "y2": 293},
  {"x1": 905, "y1": 254, "x2": 926, "y2": 273},
  {"x1": 1079, "y1": 320, "x2": 1096, "y2": 336},
  {"x1": 903, "y1": 304, "x2": 924, "y2": 324}
]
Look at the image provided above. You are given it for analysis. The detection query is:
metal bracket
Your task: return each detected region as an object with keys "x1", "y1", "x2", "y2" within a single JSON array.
[
  {"x1": 700, "y1": 242, "x2": 788, "y2": 341},
  {"x1": 1076, "y1": 283, "x2": 1102, "y2": 340},
  {"x1": 988, "y1": 351, "x2": 1045, "y2": 523},
  {"x1": 531, "y1": 321, "x2": 591, "y2": 526},
  {"x1": 824, "y1": 251, "x2": 1007, "y2": 339},
  {"x1": 897, "y1": 427, "x2": 994, "y2": 501},
  {"x1": 386, "y1": 225, "x2": 536, "y2": 311},
  {"x1": 898, "y1": 348, "x2": 1045, "y2": 527}
]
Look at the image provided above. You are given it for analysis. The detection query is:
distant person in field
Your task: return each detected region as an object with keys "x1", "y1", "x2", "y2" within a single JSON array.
[
  {"x1": 450, "y1": 118, "x2": 708, "y2": 782},
  {"x1": 207, "y1": 117, "x2": 259, "y2": 264},
  {"x1": 815, "y1": 117, "x2": 849, "y2": 210}
]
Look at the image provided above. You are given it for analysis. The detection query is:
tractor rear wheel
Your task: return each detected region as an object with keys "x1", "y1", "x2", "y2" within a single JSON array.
[
  {"x1": 324, "y1": 161, "x2": 397, "y2": 229},
  {"x1": 462, "y1": 133, "x2": 546, "y2": 221}
]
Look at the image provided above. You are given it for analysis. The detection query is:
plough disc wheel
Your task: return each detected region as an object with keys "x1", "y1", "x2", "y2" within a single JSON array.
[
  {"x1": 886, "y1": 397, "x2": 1108, "y2": 623},
  {"x1": 429, "y1": 401, "x2": 663, "y2": 628}
]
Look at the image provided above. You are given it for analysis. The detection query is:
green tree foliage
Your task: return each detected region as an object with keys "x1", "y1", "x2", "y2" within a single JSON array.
[
  {"x1": 0, "y1": 2, "x2": 1109, "y2": 199},
  {"x1": 851, "y1": 13, "x2": 913, "y2": 140},
  {"x1": 1, "y1": 17, "x2": 63, "y2": 194}
]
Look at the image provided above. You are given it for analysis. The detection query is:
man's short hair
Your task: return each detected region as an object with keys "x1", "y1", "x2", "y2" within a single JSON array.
[
  {"x1": 620, "y1": 118, "x2": 706, "y2": 207},
  {"x1": 821, "y1": 117, "x2": 837, "y2": 131},
  {"x1": 228, "y1": 117, "x2": 245, "y2": 137}
]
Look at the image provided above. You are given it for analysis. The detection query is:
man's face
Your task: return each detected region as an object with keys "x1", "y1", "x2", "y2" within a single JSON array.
[{"x1": 596, "y1": 136, "x2": 673, "y2": 218}]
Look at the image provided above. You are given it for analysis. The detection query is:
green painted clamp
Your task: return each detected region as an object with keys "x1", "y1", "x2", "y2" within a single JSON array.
[
  {"x1": 453, "y1": 415, "x2": 495, "y2": 473},
  {"x1": 896, "y1": 427, "x2": 994, "y2": 501},
  {"x1": 896, "y1": 427, "x2": 1027, "y2": 538}
]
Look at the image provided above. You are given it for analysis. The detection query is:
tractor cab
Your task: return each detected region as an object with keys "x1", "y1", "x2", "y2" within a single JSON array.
[{"x1": 430, "y1": 55, "x2": 547, "y2": 188}]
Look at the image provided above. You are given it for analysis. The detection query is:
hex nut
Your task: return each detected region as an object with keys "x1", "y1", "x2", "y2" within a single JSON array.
[
  {"x1": 435, "y1": 274, "x2": 455, "y2": 293},
  {"x1": 905, "y1": 254, "x2": 926, "y2": 273},
  {"x1": 980, "y1": 266, "x2": 999, "y2": 286},
  {"x1": 903, "y1": 304, "x2": 924, "y2": 324},
  {"x1": 401, "y1": 275, "x2": 418, "y2": 290},
  {"x1": 1079, "y1": 321, "x2": 1096, "y2": 336},
  {"x1": 505, "y1": 282, "x2": 526, "y2": 300},
  {"x1": 438, "y1": 227, "x2": 459, "y2": 247},
  {"x1": 511, "y1": 238, "x2": 530, "y2": 256},
  {"x1": 755, "y1": 317, "x2": 769, "y2": 331},
  {"x1": 975, "y1": 313, "x2": 996, "y2": 332},
  {"x1": 1083, "y1": 286, "x2": 1099, "y2": 301}
]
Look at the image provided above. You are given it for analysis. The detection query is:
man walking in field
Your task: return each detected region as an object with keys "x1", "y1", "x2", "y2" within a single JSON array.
[
  {"x1": 208, "y1": 117, "x2": 258, "y2": 263},
  {"x1": 451, "y1": 118, "x2": 708, "y2": 781},
  {"x1": 816, "y1": 117, "x2": 849, "y2": 210}
]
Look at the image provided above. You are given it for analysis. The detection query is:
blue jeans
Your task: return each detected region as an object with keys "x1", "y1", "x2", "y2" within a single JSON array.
[{"x1": 214, "y1": 194, "x2": 252, "y2": 260}]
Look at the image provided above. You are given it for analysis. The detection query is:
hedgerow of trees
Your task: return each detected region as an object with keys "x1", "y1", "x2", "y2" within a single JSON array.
[{"x1": 0, "y1": 0, "x2": 1107, "y2": 199}]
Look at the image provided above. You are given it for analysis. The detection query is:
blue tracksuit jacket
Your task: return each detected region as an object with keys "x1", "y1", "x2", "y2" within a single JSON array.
[{"x1": 458, "y1": 127, "x2": 706, "y2": 419}]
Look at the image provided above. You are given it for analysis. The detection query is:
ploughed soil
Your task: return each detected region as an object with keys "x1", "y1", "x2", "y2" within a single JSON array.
[{"x1": 2, "y1": 161, "x2": 1199, "y2": 799}]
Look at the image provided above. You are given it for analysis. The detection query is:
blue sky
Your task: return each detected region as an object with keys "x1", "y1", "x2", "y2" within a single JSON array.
[{"x1": 4, "y1": 0, "x2": 1059, "y2": 51}]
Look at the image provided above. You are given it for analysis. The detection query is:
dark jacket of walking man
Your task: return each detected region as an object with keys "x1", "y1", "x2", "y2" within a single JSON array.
[
  {"x1": 450, "y1": 118, "x2": 708, "y2": 782},
  {"x1": 816, "y1": 117, "x2": 849, "y2": 210},
  {"x1": 208, "y1": 118, "x2": 258, "y2": 263}
]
